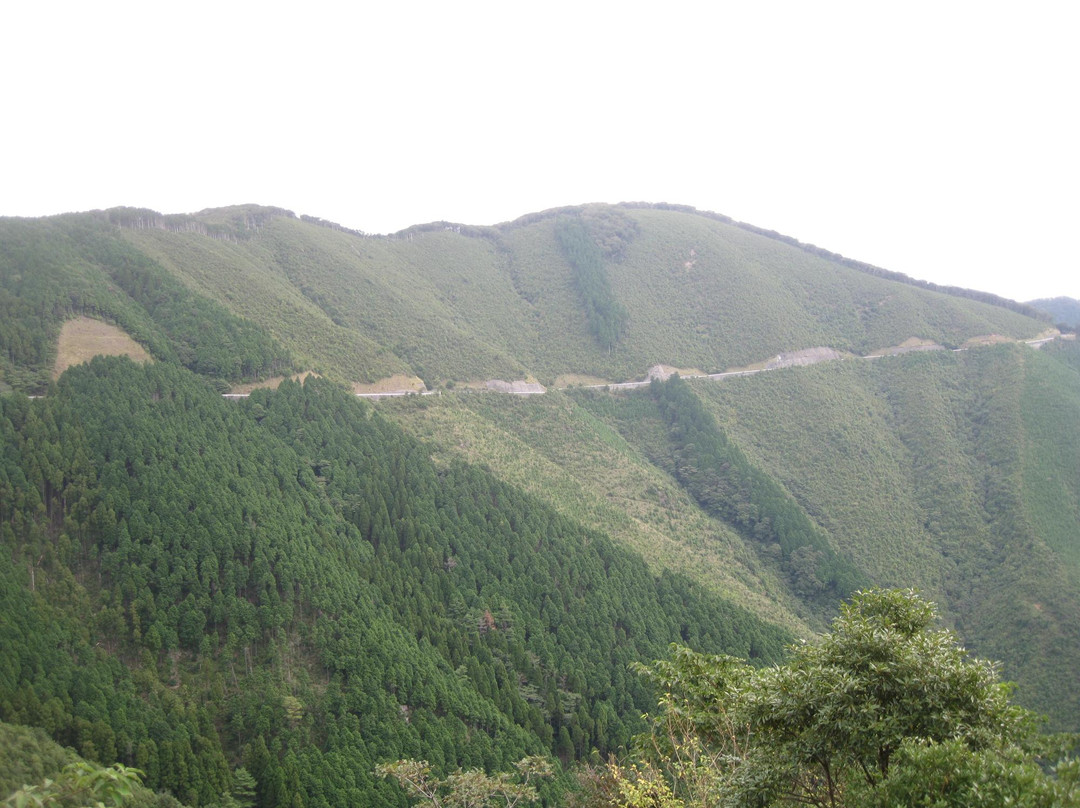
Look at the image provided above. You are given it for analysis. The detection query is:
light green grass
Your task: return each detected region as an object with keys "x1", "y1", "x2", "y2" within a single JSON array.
[
  {"x1": 384, "y1": 390, "x2": 812, "y2": 636},
  {"x1": 121, "y1": 204, "x2": 1049, "y2": 388}
]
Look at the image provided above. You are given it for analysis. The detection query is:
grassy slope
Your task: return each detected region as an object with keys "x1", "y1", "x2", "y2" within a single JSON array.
[
  {"x1": 1021, "y1": 342, "x2": 1080, "y2": 574},
  {"x1": 121, "y1": 206, "x2": 1048, "y2": 387},
  {"x1": 384, "y1": 391, "x2": 811, "y2": 636},
  {"x1": 386, "y1": 342, "x2": 1080, "y2": 725},
  {"x1": 121, "y1": 224, "x2": 402, "y2": 384},
  {"x1": 610, "y1": 208, "x2": 1046, "y2": 367},
  {"x1": 494, "y1": 219, "x2": 639, "y2": 382},
  {"x1": 687, "y1": 346, "x2": 1080, "y2": 726},
  {"x1": 265, "y1": 221, "x2": 530, "y2": 384},
  {"x1": 693, "y1": 359, "x2": 943, "y2": 587}
]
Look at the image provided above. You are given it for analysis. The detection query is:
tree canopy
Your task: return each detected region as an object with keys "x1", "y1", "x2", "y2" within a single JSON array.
[
  {"x1": 0, "y1": 359, "x2": 790, "y2": 807},
  {"x1": 603, "y1": 589, "x2": 1078, "y2": 808}
]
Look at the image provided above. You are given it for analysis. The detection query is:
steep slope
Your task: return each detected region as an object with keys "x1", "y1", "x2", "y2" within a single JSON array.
[
  {"x1": 2, "y1": 196, "x2": 1078, "y2": 806},
  {"x1": 0, "y1": 359, "x2": 789, "y2": 807},
  {"x1": 105, "y1": 203, "x2": 1050, "y2": 388},
  {"x1": 604, "y1": 207, "x2": 1045, "y2": 367},
  {"x1": 384, "y1": 391, "x2": 811, "y2": 635},
  {"x1": 384, "y1": 343, "x2": 1080, "y2": 728},
  {"x1": 114, "y1": 213, "x2": 397, "y2": 385},
  {"x1": 685, "y1": 343, "x2": 1080, "y2": 725},
  {"x1": 0, "y1": 213, "x2": 293, "y2": 394},
  {"x1": 2, "y1": 204, "x2": 1048, "y2": 395}
]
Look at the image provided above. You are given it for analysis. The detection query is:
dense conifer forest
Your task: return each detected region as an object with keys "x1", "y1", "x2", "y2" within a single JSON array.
[{"x1": 1, "y1": 359, "x2": 788, "y2": 806}]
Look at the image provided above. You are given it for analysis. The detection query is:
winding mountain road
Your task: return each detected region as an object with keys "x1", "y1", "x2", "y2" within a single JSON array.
[{"x1": 345, "y1": 332, "x2": 1072, "y2": 400}]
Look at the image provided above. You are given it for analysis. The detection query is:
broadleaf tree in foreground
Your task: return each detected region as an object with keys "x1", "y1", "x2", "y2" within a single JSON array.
[
  {"x1": 601, "y1": 589, "x2": 1078, "y2": 808},
  {"x1": 3, "y1": 762, "x2": 143, "y2": 808}
]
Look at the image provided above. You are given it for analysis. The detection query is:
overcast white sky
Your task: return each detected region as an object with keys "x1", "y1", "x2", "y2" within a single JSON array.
[{"x1": 2, "y1": 1, "x2": 1077, "y2": 301}]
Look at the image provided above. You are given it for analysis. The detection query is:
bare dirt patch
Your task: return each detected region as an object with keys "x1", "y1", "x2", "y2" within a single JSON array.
[
  {"x1": 54, "y1": 317, "x2": 152, "y2": 378},
  {"x1": 485, "y1": 379, "x2": 546, "y2": 394},
  {"x1": 647, "y1": 364, "x2": 710, "y2": 380},
  {"x1": 352, "y1": 374, "x2": 427, "y2": 395},
  {"x1": 725, "y1": 359, "x2": 772, "y2": 373},
  {"x1": 763, "y1": 347, "x2": 845, "y2": 370},
  {"x1": 867, "y1": 337, "x2": 945, "y2": 357},
  {"x1": 555, "y1": 373, "x2": 612, "y2": 388},
  {"x1": 961, "y1": 334, "x2": 1014, "y2": 349}
]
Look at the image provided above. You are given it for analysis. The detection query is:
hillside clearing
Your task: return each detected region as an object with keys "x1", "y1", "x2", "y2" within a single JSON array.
[
  {"x1": 352, "y1": 373, "x2": 426, "y2": 394},
  {"x1": 53, "y1": 317, "x2": 152, "y2": 378}
]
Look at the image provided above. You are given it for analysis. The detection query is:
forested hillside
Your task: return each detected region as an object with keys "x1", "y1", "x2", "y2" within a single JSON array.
[
  {"x1": 1, "y1": 202, "x2": 1078, "y2": 805},
  {"x1": 382, "y1": 343, "x2": 1080, "y2": 731},
  {"x1": 0, "y1": 359, "x2": 788, "y2": 806},
  {"x1": 0, "y1": 214, "x2": 293, "y2": 394},
  {"x1": 698, "y1": 342, "x2": 1080, "y2": 724},
  {"x1": 1029, "y1": 296, "x2": 1080, "y2": 328},
  {"x1": 1, "y1": 204, "x2": 1052, "y2": 395}
]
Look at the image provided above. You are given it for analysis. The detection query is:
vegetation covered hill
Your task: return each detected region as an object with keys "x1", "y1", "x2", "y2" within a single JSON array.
[
  {"x1": 1029, "y1": 296, "x2": 1080, "y2": 328},
  {"x1": 1, "y1": 359, "x2": 788, "y2": 806},
  {"x1": 385, "y1": 342, "x2": 1080, "y2": 727},
  {"x1": 688, "y1": 342, "x2": 1080, "y2": 723},
  {"x1": 107, "y1": 203, "x2": 1050, "y2": 388},
  {"x1": 1, "y1": 203, "x2": 1051, "y2": 395},
  {"x1": 0, "y1": 213, "x2": 293, "y2": 394},
  {"x1": 1, "y1": 201, "x2": 1078, "y2": 805}
]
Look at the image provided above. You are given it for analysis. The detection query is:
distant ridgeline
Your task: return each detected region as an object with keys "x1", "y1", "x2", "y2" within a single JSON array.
[
  {"x1": 107, "y1": 205, "x2": 299, "y2": 241},
  {"x1": 1028, "y1": 296, "x2": 1080, "y2": 329},
  {"x1": 0, "y1": 359, "x2": 789, "y2": 807},
  {"x1": 3, "y1": 201, "x2": 1053, "y2": 396},
  {"x1": 606, "y1": 202, "x2": 1051, "y2": 322},
  {"x1": 403, "y1": 201, "x2": 1049, "y2": 323},
  {"x1": 109, "y1": 205, "x2": 370, "y2": 241}
]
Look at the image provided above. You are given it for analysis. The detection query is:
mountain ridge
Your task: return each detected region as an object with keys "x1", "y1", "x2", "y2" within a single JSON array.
[
  {"x1": 107, "y1": 204, "x2": 1054, "y2": 388},
  {"x1": 107, "y1": 200, "x2": 1055, "y2": 321},
  {"x1": 2, "y1": 201, "x2": 1079, "y2": 807}
]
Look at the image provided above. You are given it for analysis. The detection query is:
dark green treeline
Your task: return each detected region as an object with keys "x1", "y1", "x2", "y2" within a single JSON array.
[
  {"x1": 555, "y1": 216, "x2": 628, "y2": 352},
  {"x1": 574, "y1": 375, "x2": 865, "y2": 614}
]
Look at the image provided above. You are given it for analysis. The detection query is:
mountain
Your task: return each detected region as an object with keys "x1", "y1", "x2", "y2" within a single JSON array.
[
  {"x1": 110, "y1": 203, "x2": 1048, "y2": 389},
  {"x1": 1028, "y1": 296, "x2": 1080, "y2": 329},
  {"x1": 2, "y1": 203, "x2": 1046, "y2": 395},
  {"x1": 1, "y1": 359, "x2": 789, "y2": 806},
  {"x1": 1, "y1": 203, "x2": 1078, "y2": 806}
]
